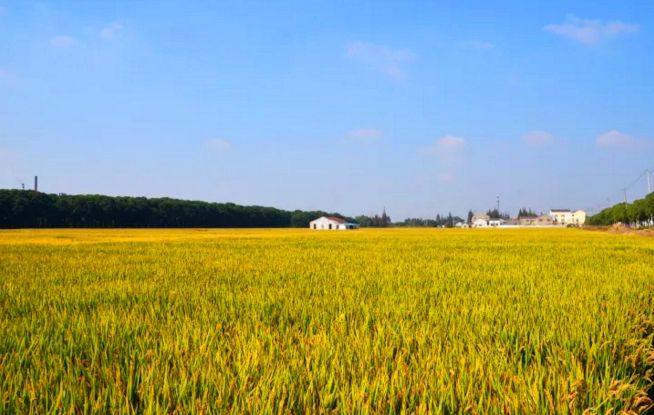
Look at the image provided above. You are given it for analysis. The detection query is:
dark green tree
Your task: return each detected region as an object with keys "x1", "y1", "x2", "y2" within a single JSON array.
[{"x1": 0, "y1": 190, "x2": 357, "y2": 229}]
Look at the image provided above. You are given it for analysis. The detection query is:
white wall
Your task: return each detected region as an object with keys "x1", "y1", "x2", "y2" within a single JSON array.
[
  {"x1": 472, "y1": 219, "x2": 488, "y2": 228},
  {"x1": 309, "y1": 217, "x2": 343, "y2": 230},
  {"x1": 549, "y1": 210, "x2": 586, "y2": 225}
]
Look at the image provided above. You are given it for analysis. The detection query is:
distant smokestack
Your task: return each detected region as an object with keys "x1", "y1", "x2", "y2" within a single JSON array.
[{"x1": 34, "y1": 176, "x2": 38, "y2": 192}]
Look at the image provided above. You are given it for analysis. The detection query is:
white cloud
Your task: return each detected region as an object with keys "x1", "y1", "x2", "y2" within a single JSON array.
[
  {"x1": 434, "y1": 135, "x2": 465, "y2": 152},
  {"x1": 544, "y1": 15, "x2": 639, "y2": 45},
  {"x1": 346, "y1": 41, "x2": 415, "y2": 79},
  {"x1": 596, "y1": 130, "x2": 638, "y2": 148},
  {"x1": 523, "y1": 130, "x2": 554, "y2": 146},
  {"x1": 346, "y1": 128, "x2": 383, "y2": 141},
  {"x1": 425, "y1": 135, "x2": 466, "y2": 159},
  {"x1": 206, "y1": 138, "x2": 231, "y2": 153},
  {"x1": 50, "y1": 35, "x2": 77, "y2": 48},
  {"x1": 459, "y1": 40, "x2": 495, "y2": 50},
  {"x1": 101, "y1": 22, "x2": 124, "y2": 41}
]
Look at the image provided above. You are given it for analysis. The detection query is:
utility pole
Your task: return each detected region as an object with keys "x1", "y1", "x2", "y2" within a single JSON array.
[
  {"x1": 496, "y1": 195, "x2": 500, "y2": 213},
  {"x1": 623, "y1": 188, "x2": 629, "y2": 225},
  {"x1": 623, "y1": 188, "x2": 628, "y2": 204},
  {"x1": 647, "y1": 169, "x2": 652, "y2": 194}
]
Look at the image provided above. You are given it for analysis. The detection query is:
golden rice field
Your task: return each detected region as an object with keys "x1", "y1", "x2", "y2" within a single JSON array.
[{"x1": 1, "y1": 228, "x2": 653, "y2": 414}]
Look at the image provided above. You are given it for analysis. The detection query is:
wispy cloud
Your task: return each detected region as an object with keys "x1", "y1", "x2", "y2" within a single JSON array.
[
  {"x1": 50, "y1": 35, "x2": 78, "y2": 48},
  {"x1": 459, "y1": 40, "x2": 495, "y2": 50},
  {"x1": 523, "y1": 130, "x2": 554, "y2": 146},
  {"x1": 427, "y1": 135, "x2": 465, "y2": 155},
  {"x1": 346, "y1": 128, "x2": 384, "y2": 141},
  {"x1": 544, "y1": 15, "x2": 639, "y2": 45},
  {"x1": 206, "y1": 138, "x2": 231, "y2": 153},
  {"x1": 596, "y1": 130, "x2": 642, "y2": 149},
  {"x1": 346, "y1": 41, "x2": 415, "y2": 79},
  {"x1": 101, "y1": 22, "x2": 124, "y2": 41}
]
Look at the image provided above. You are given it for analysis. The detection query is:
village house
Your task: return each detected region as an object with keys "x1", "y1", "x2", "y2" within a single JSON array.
[
  {"x1": 471, "y1": 213, "x2": 507, "y2": 227},
  {"x1": 488, "y1": 218, "x2": 503, "y2": 227},
  {"x1": 309, "y1": 216, "x2": 358, "y2": 230},
  {"x1": 471, "y1": 213, "x2": 490, "y2": 228},
  {"x1": 519, "y1": 214, "x2": 553, "y2": 226},
  {"x1": 549, "y1": 209, "x2": 586, "y2": 226},
  {"x1": 502, "y1": 218, "x2": 521, "y2": 227},
  {"x1": 472, "y1": 213, "x2": 559, "y2": 228}
]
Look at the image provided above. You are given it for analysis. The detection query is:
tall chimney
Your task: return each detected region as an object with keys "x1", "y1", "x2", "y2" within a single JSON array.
[{"x1": 34, "y1": 176, "x2": 38, "y2": 192}]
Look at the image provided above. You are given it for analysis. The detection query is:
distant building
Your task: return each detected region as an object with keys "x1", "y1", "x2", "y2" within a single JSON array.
[
  {"x1": 309, "y1": 216, "x2": 358, "y2": 230},
  {"x1": 549, "y1": 209, "x2": 586, "y2": 226},
  {"x1": 471, "y1": 213, "x2": 507, "y2": 228},
  {"x1": 503, "y1": 218, "x2": 521, "y2": 227},
  {"x1": 471, "y1": 213, "x2": 490, "y2": 228},
  {"x1": 519, "y1": 215, "x2": 553, "y2": 226},
  {"x1": 572, "y1": 210, "x2": 587, "y2": 225},
  {"x1": 488, "y1": 219, "x2": 502, "y2": 227}
]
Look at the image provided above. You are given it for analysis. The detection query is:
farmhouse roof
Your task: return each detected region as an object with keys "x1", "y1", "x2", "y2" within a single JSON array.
[
  {"x1": 550, "y1": 209, "x2": 571, "y2": 212},
  {"x1": 324, "y1": 216, "x2": 346, "y2": 224}
]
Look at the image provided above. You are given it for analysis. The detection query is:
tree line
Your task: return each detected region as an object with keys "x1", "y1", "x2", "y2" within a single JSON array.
[
  {"x1": 394, "y1": 213, "x2": 465, "y2": 228},
  {"x1": 587, "y1": 192, "x2": 654, "y2": 227},
  {"x1": 0, "y1": 190, "x2": 355, "y2": 229},
  {"x1": 354, "y1": 210, "x2": 392, "y2": 227},
  {"x1": 0, "y1": 189, "x2": 557, "y2": 229}
]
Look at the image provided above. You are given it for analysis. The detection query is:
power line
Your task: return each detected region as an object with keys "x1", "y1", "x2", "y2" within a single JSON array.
[
  {"x1": 623, "y1": 170, "x2": 647, "y2": 193},
  {"x1": 594, "y1": 165, "x2": 654, "y2": 212},
  {"x1": 623, "y1": 188, "x2": 628, "y2": 204}
]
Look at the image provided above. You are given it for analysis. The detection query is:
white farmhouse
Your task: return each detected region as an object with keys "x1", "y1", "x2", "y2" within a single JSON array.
[
  {"x1": 549, "y1": 209, "x2": 586, "y2": 226},
  {"x1": 309, "y1": 216, "x2": 358, "y2": 230},
  {"x1": 471, "y1": 213, "x2": 490, "y2": 228},
  {"x1": 488, "y1": 219, "x2": 503, "y2": 227},
  {"x1": 471, "y1": 213, "x2": 505, "y2": 228}
]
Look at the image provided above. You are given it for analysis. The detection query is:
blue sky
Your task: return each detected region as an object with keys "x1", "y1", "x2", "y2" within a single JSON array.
[{"x1": 1, "y1": 1, "x2": 653, "y2": 219}]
